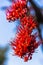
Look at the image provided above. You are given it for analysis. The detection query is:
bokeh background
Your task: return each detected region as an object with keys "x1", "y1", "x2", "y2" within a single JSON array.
[{"x1": 0, "y1": 0, "x2": 43, "y2": 65}]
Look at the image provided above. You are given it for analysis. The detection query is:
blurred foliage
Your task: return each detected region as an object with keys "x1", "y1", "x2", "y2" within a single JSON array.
[{"x1": 0, "y1": 46, "x2": 9, "y2": 65}]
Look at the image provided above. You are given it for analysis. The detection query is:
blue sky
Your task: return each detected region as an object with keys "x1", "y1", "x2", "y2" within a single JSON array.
[{"x1": 0, "y1": 0, "x2": 43, "y2": 65}]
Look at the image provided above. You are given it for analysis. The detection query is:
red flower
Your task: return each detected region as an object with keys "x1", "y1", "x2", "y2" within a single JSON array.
[
  {"x1": 6, "y1": 0, "x2": 42, "y2": 62},
  {"x1": 11, "y1": 24, "x2": 39, "y2": 61},
  {"x1": 6, "y1": 1, "x2": 27, "y2": 21}
]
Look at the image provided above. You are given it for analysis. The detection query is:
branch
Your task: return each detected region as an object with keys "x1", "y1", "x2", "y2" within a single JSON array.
[{"x1": 28, "y1": 0, "x2": 43, "y2": 24}]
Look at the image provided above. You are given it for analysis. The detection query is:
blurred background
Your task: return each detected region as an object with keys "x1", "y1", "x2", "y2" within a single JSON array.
[{"x1": 0, "y1": 0, "x2": 43, "y2": 65}]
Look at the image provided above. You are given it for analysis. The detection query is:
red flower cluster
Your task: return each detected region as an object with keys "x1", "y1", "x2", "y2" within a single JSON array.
[
  {"x1": 6, "y1": 1, "x2": 27, "y2": 21},
  {"x1": 6, "y1": 0, "x2": 41, "y2": 62},
  {"x1": 20, "y1": 16, "x2": 37, "y2": 29},
  {"x1": 11, "y1": 16, "x2": 39, "y2": 62}
]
